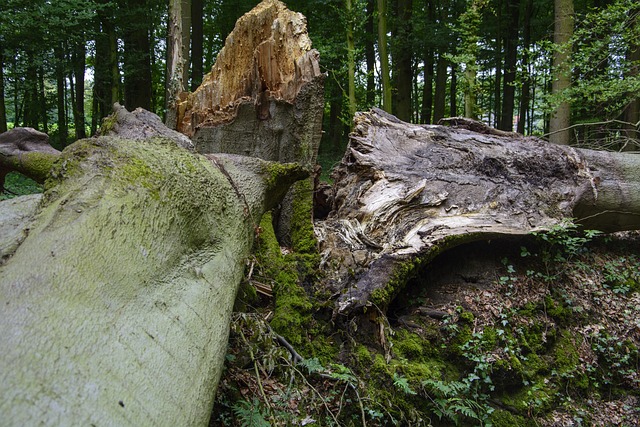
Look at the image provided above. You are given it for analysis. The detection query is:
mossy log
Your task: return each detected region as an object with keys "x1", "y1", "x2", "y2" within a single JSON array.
[
  {"x1": 317, "y1": 109, "x2": 640, "y2": 317},
  {"x1": 0, "y1": 109, "x2": 306, "y2": 425}
]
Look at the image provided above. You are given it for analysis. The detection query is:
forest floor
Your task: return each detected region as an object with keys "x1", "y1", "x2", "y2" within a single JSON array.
[{"x1": 211, "y1": 226, "x2": 640, "y2": 426}]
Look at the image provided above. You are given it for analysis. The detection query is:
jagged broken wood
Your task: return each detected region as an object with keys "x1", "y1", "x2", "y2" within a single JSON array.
[
  {"x1": 173, "y1": 0, "x2": 324, "y2": 245},
  {"x1": 316, "y1": 109, "x2": 640, "y2": 317},
  {"x1": 0, "y1": 106, "x2": 306, "y2": 425}
]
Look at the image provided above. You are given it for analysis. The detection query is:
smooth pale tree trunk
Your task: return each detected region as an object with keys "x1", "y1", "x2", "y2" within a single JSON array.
[
  {"x1": 0, "y1": 107, "x2": 306, "y2": 426},
  {"x1": 549, "y1": 0, "x2": 574, "y2": 145},
  {"x1": 377, "y1": 0, "x2": 393, "y2": 113}
]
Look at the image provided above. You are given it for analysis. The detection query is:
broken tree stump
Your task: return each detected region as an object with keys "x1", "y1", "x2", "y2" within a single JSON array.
[{"x1": 174, "y1": 0, "x2": 325, "y2": 246}]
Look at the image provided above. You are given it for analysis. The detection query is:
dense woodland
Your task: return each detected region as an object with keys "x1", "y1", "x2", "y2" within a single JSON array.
[{"x1": 1, "y1": 0, "x2": 639, "y2": 154}]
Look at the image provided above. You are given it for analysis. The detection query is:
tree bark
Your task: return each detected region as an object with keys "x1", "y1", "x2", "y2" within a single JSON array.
[
  {"x1": 72, "y1": 40, "x2": 86, "y2": 140},
  {"x1": 433, "y1": 52, "x2": 447, "y2": 122},
  {"x1": 365, "y1": 0, "x2": 376, "y2": 106},
  {"x1": 166, "y1": 0, "x2": 185, "y2": 129},
  {"x1": 0, "y1": 108, "x2": 306, "y2": 425},
  {"x1": 393, "y1": 0, "x2": 413, "y2": 122},
  {"x1": 346, "y1": 0, "x2": 357, "y2": 119},
  {"x1": 499, "y1": 0, "x2": 520, "y2": 132},
  {"x1": 377, "y1": 0, "x2": 393, "y2": 113},
  {"x1": 122, "y1": 0, "x2": 152, "y2": 110},
  {"x1": 549, "y1": 0, "x2": 574, "y2": 145},
  {"x1": 0, "y1": 44, "x2": 7, "y2": 133},
  {"x1": 318, "y1": 109, "x2": 640, "y2": 317},
  {"x1": 191, "y1": 0, "x2": 204, "y2": 91}
]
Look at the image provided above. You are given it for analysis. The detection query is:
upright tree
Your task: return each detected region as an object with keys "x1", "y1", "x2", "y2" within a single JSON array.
[
  {"x1": 499, "y1": 0, "x2": 520, "y2": 131},
  {"x1": 121, "y1": 0, "x2": 153, "y2": 110},
  {"x1": 166, "y1": 0, "x2": 185, "y2": 128},
  {"x1": 191, "y1": 0, "x2": 204, "y2": 91},
  {"x1": 346, "y1": 0, "x2": 357, "y2": 119},
  {"x1": 392, "y1": 0, "x2": 413, "y2": 122},
  {"x1": 0, "y1": 42, "x2": 7, "y2": 133},
  {"x1": 549, "y1": 0, "x2": 574, "y2": 144},
  {"x1": 377, "y1": 0, "x2": 393, "y2": 113}
]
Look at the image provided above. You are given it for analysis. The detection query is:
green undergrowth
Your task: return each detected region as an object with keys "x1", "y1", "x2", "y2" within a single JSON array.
[
  {"x1": 214, "y1": 221, "x2": 640, "y2": 426},
  {"x1": 1, "y1": 172, "x2": 43, "y2": 201}
]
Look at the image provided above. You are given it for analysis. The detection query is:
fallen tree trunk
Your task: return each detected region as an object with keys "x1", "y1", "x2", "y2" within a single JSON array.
[
  {"x1": 0, "y1": 107, "x2": 306, "y2": 425},
  {"x1": 317, "y1": 109, "x2": 640, "y2": 317}
]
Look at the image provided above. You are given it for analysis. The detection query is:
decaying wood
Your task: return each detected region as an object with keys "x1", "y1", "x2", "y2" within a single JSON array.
[
  {"x1": 316, "y1": 108, "x2": 640, "y2": 317},
  {"x1": 174, "y1": 0, "x2": 324, "y2": 246}
]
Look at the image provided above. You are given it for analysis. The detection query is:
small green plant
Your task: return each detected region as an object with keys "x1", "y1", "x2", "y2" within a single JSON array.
[
  {"x1": 602, "y1": 256, "x2": 640, "y2": 294},
  {"x1": 393, "y1": 372, "x2": 417, "y2": 395},
  {"x1": 232, "y1": 398, "x2": 271, "y2": 427},
  {"x1": 422, "y1": 378, "x2": 494, "y2": 426}
]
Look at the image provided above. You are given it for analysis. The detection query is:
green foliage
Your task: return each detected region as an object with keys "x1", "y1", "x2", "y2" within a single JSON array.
[
  {"x1": 1, "y1": 172, "x2": 43, "y2": 200},
  {"x1": 393, "y1": 373, "x2": 417, "y2": 395},
  {"x1": 232, "y1": 398, "x2": 271, "y2": 427}
]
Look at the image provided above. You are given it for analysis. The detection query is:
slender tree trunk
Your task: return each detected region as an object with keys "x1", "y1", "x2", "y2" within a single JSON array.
[
  {"x1": 346, "y1": 0, "x2": 357, "y2": 119},
  {"x1": 450, "y1": 64, "x2": 457, "y2": 117},
  {"x1": 122, "y1": 0, "x2": 152, "y2": 110},
  {"x1": 0, "y1": 43, "x2": 7, "y2": 133},
  {"x1": 328, "y1": 84, "x2": 343, "y2": 153},
  {"x1": 499, "y1": 0, "x2": 520, "y2": 131},
  {"x1": 433, "y1": 52, "x2": 447, "y2": 122},
  {"x1": 421, "y1": 50, "x2": 434, "y2": 124},
  {"x1": 549, "y1": 0, "x2": 573, "y2": 145},
  {"x1": 166, "y1": 0, "x2": 184, "y2": 128},
  {"x1": 493, "y1": 0, "x2": 503, "y2": 128},
  {"x1": 55, "y1": 44, "x2": 67, "y2": 145},
  {"x1": 377, "y1": 0, "x2": 393, "y2": 112},
  {"x1": 38, "y1": 67, "x2": 47, "y2": 133},
  {"x1": 622, "y1": 9, "x2": 639, "y2": 151},
  {"x1": 24, "y1": 55, "x2": 39, "y2": 129},
  {"x1": 517, "y1": 0, "x2": 533, "y2": 134},
  {"x1": 394, "y1": 0, "x2": 413, "y2": 122},
  {"x1": 365, "y1": 0, "x2": 376, "y2": 106},
  {"x1": 181, "y1": 0, "x2": 192, "y2": 87},
  {"x1": 73, "y1": 41, "x2": 87, "y2": 140},
  {"x1": 191, "y1": 0, "x2": 204, "y2": 91}
]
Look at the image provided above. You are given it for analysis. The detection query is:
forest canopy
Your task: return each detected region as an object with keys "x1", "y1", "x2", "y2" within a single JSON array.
[{"x1": 0, "y1": 0, "x2": 638, "y2": 158}]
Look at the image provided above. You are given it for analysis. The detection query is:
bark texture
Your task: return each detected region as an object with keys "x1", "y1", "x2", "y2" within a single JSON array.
[
  {"x1": 317, "y1": 109, "x2": 640, "y2": 316},
  {"x1": 175, "y1": 0, "x2": 324, "y2": 246},
  {"x1": 0, "y1": 108, "x2": 306, "y2": 426}
]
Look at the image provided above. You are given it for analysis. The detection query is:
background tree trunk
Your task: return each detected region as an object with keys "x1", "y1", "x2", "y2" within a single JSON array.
[
  {"x1": 166, "y1": 0, "x2": 185, "y2": 129},
  {"x1": 377, "y1": 0, "x2": 393, "y2": 113},
  {"x1": 549, "y1": 0, "x2": 574, "y2": 145},
  {"x1": 499, "y1": 0, "x2": 520, "y2": 131},
  {"x1": 346, "y1": 0, "x2": 357, "y2": 119},
  {"x1": 122, "y1": 0, "x2": 152, "y2": 110},
  {"x1": 0, "y1": 44, "x2": 7, "y2": 133},
  {"x1": 191, "y1": 0, "x2": 204, "y2": 91}
]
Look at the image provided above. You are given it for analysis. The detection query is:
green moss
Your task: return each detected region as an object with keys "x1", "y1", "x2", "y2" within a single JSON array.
[
  {"x1": 289, "y1": 178, "x2": 318, "y2": 255},
  {"x1": 354, "y1": 344, "x2": 372, "y2": 366},
  {"x1": 500, "y1": 380, "x2": 557, "y2": 415},
  {"x1": 490, "y1": 408, "x2": 537, "y2": 427}
]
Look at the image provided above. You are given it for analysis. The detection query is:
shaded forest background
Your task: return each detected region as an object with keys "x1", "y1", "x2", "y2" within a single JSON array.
[{"x1": 0, "y1": 0, "x2": 638, "y2": 157}]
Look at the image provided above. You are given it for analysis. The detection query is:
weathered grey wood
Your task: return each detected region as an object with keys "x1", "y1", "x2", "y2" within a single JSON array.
[
  {"x1": 0, "y1": 112, "x2": 305, "y2": 426},
  {"x1": 316, "y1": 109, "x2": 640, "y2": 316}
]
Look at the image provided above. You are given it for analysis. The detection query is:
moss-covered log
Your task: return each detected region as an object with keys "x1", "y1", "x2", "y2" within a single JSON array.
[
  {"x1": 318, "y1": 109, "x2": 640, "y2": 317},
  {"x1": 0, "y1": 121, "x2": 306, "y2": 425}
]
